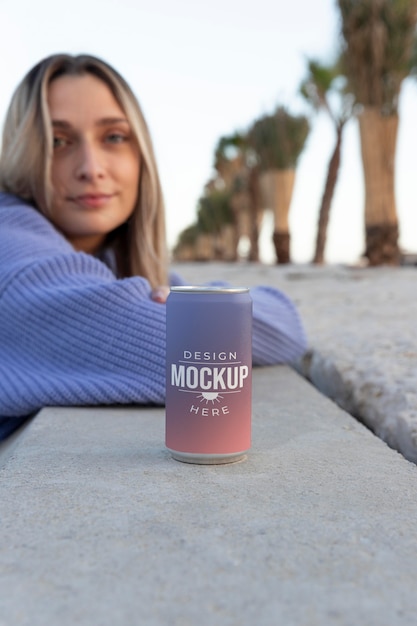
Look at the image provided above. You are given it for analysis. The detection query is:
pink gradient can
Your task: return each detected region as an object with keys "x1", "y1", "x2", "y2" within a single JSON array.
[{"x1": 165, "y1": 286, "x2": 252, "y2": 464}]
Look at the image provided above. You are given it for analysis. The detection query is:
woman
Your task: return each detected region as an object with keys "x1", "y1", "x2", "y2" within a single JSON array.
[{"x1": 0, "y1": 53, "x2": 307, "y2": 424}]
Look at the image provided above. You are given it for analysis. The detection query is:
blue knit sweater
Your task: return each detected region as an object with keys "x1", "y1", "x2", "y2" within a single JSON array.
[{"x1": 0, "y1": 193, "x2": 307, "y2": 417}]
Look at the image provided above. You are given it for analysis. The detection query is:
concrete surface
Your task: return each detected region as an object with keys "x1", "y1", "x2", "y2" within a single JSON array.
[
  {"x1": 2, "y1": 366, "x2": 417, "y2": 626},
  {"x1": 173, "y1": 262, "x2": 417, "y2": 463}
]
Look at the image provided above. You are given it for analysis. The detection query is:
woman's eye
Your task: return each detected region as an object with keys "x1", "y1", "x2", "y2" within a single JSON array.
[
  {"x1": 105, "y1": 132, "x2": 127, "y2": 144},
  {"x1": 53, "y1": 136, "x2": 69, "y2": 149}
]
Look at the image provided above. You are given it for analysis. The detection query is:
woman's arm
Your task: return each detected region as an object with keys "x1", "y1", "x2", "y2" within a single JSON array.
[
  {"x1": 0, "y1": 197, "x2": 167, "y2": 417},
  {"x1": 0, "y1": 196, "x2": 307, "y2": 417},
  {"x1": 250, "y1": 285, "x2": 307, "y2": 366}
]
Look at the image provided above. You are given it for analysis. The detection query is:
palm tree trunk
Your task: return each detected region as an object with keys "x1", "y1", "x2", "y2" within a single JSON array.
[
  {"x1": 358, "y1": 107, "x2": 400, "y2": 265},
  {"x1": 248, "y1": 167, "x2": 261, "y2": 262},
  {"x1": 230, "y1": 189, "x2": 250, "y2": 260},
  {"x1": 195, "y1": 234, "x2": 214, "y2": 261},
  {"x1": 219, "y1": 224, "x2": 237, "y2": 261},
  {"x1": 313, "y1": 123, "x2": 344, "y2": 264},
  {"x1": 173, "y1": 244, "x2": 194, "y2": 262},
  {"x1": 260, "y1": 169, "x2": 295, "y2": 263}
]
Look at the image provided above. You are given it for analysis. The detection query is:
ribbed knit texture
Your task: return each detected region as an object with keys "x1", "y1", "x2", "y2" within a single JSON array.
[{"x1": 0, "y1": 193, "x2": 307, "y2": 417}]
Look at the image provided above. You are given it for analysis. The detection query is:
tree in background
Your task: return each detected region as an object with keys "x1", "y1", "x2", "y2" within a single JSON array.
[
  {"x1": 172, "y1": 224, "x2": 200, "y2": 261},
  {"x1": 197, "y1": 188, "x2": 233, "y2": 238},
  {"x1": 214, "y1": 133, "x2": 246, "y2": 188},
  {"x1": 338, "y1": 0, "x2": 417, "y2": 265},
  {"x1": 172, "y1": 184, "x2": 234, "y2": 262},
  {"x1": 173, "y1": 132, "x2": 263, "y2": 263},
  {"x1": 248, "y1": 107, "x2": 309, "y2": 263},
  {"x1": 214, "y1": 133, "x2": 263, "y2": 261},
  {"x1": 300, "y1": 58, "x2": 354, "y2": 264}
]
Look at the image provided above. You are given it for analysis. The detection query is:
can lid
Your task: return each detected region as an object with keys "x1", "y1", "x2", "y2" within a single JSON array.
[{"x1": 170, "y1": 286, "x2": 249, "y2": 294}]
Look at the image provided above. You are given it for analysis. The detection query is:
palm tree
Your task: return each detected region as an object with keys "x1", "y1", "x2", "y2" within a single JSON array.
[
  {"x1": 172, "y1": 224, "x2": 200, "y2": 261},
  {"x1": 338, "y1": 0, "x2": 417, "y2": 265},
  {"x1": 214, "y1": 133, "x2": 246, "y2": 188},
  {"x1": 214, "y1": 133, "x2": 263, "y2": 261},
  {"x1": 300, "y1": 58, "x2": 354, "y2": 264},
  {"x1": 248, "y1": 107, "x2": 310, "y2": 263},
  {"x1": 196, "y1": 188, "x2": 234, "y2": 260}
]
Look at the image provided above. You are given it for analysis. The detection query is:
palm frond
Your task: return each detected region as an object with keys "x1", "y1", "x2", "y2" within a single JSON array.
[
  {"x1": 248, "y1": 107, "x2": 310, "y2": 170},
  {"x1": 338, "y1": 0, "x2": 417, "y2": 112}
]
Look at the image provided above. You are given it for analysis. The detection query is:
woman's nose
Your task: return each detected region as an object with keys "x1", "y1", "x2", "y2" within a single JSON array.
[{"x1": 74, "y1": 141, "x2": 105, "y2": 181}]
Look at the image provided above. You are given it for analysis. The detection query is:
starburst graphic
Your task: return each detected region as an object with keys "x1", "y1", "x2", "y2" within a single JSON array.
[{"x1": 196, "y1": 392, "x2": 224, "y2": 404}]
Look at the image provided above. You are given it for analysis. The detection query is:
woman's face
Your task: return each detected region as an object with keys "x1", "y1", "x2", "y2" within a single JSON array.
[{"x1": 47, "y1": 73, "x2": 140, "y2": 253}]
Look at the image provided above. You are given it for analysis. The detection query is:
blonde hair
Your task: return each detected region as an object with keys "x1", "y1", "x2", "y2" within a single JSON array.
[{"x1": 0, "y1": 53, "x2": 168, "y2": 287}]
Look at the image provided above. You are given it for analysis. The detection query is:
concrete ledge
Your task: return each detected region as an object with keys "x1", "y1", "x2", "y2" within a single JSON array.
[
  {"x1": 173, "y1": 263, "x2": 417, "y2": 463},
  {"x1": 2, "y1": 366, "x2": 417, "y2": 625},
  {"x1": 0, "y1": 416, "x2": 34, "y2": 470}
]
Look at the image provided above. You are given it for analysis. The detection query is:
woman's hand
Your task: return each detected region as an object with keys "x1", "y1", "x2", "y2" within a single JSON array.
[{"x1": 151, "y1": 286, "x2": 170, "y2": 304}]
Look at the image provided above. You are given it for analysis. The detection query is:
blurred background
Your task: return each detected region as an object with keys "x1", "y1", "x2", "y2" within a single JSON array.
[{"x1": 1, "y1": 0, "x2": 417, "y2": 265}]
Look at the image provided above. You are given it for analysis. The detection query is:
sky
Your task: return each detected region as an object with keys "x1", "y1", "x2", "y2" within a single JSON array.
[{"x1": 1, "y1": 0, "x2": 417, "y2": 265}]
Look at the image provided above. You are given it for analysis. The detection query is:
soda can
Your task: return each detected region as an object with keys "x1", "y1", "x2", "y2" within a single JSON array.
[{"x1": 165, "y1": 286, "x2": 252, "y2": 464}]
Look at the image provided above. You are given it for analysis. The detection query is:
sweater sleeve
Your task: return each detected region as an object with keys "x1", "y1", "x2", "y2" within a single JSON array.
[
  {"x1": 250, "y1": 285, "x2": 307, "y2": 365},
  {"x1": 0, "y1": 195, "x2": 307, "y2": 417},
  {"x1": 0, "y1": 196, "x2": 166, "y2": 417}
]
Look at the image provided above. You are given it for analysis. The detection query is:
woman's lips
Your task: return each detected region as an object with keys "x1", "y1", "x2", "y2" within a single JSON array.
[{"x1": 72, "y1": 194, "x2": 114, "y2": 209}]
